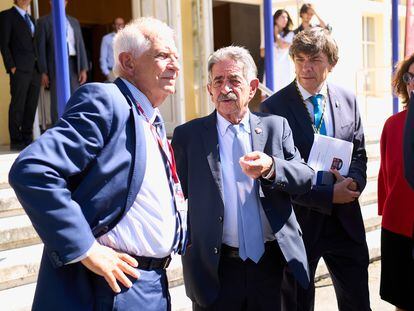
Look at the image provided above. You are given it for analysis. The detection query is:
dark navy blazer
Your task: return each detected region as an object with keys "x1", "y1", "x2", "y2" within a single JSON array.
[
  {"x1": 172, "y1": 111, "x2": 314, "y2": 307},
  {"x1": 9, "y1": 79, "x2": 146, "y2": 311},
  {"x1": 262, "y1": 81, "x2": 368, "y2": 246}
]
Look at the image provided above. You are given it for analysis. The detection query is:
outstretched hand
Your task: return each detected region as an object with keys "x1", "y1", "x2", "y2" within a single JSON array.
[{"x1": 81, "y1": 242, "x2": 139, "y2": 293}]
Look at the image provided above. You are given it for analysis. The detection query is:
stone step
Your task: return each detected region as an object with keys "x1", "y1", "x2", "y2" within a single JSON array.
[
  {"x1": 0, "y1": 188, "x2": 24, "y2": 218},
  {"x1": 0, "y1": 215, "x2": 40, "y2": 251},
  {"x1": 366, "y1": 140, "x2": 380, "y2": 161},
  {"x1": 360, "y1": 178, "x2": 377, "y2": 206},
  {"x1": 0, "y1": 244, "x2": 42, "y2": 291},
  {"x1": 0, "y1": 152, "x2": 18, "y2": 188},
  {"x1": 0, "y1": 282, "x2": 36, "y2": 311}
]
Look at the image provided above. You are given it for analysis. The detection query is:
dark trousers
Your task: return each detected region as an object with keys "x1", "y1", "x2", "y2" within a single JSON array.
[
  {"x1": 193, "y1": 241, "x2": 284, "y2": 311},
  {"x1": 9, "y1": 68, "x2": 40, "y2": 145},
  {"x1": 281, "y1": 216, "x2": 370, "y2": 311},
  {"x1": 50, "y1": 56, "x2": 80, "y2": 124},
  {"x1": 91, "y1": 268, "x2": 171, "y2": 311}
]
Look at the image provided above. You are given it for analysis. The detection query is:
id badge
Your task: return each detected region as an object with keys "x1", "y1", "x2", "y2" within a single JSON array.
[{"x1": 173, "y1": 182, "x2": 187, "y2": 212}]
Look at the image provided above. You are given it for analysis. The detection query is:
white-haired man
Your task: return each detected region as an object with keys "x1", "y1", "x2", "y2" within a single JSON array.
[
  {"x1": 172, "y1": 46, "x2": 314, "y2": 310},
  {"x1": 9, "y1": 17, "x2": 186, "y2": 311}
]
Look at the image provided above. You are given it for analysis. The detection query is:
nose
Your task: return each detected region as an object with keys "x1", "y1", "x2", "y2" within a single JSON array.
[
  {"x1": 220, "y1": 81, "x2": 232, "y2": 94},
  {"x1": 167, "y1": 55, "x2": 180, "y2": 72}
]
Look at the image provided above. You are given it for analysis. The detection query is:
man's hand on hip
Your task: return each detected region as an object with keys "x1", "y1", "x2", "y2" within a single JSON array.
[
  {"x1": 81, "y1": 242, "x2": 139, "y2": 293},
  {"x1": 239, "y1": 151, "x2": 274, "y2": 179}
]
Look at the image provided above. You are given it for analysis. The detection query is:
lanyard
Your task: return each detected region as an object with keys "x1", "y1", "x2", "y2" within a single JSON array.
[{"x1": 135, "y1": 103, "x2": 180, "y2": 184}]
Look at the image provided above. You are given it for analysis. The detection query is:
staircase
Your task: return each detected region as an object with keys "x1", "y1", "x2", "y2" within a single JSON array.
[{"x1": 0, "y1": 139, "x2": 382, "y2": 311}]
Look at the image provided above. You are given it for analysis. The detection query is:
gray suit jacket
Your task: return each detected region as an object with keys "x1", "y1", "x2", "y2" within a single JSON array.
[
  {"x1": 262, "y1": 81, "x2": 368, "y2": 245},
  {"x1": 172, "y1": 111, "x2": 314, "y2": 307},
  {"x1": 404, "y1": 93, "x2": 414, "y2": 189},
  {"x1": 36, "y1": 14, "x2": 88, "y2": 77}
]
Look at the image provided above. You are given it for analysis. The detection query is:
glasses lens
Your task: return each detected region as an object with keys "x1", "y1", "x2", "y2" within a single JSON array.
[{"x1": 403, "y1": 72, "x2": 414, "y2": 84}]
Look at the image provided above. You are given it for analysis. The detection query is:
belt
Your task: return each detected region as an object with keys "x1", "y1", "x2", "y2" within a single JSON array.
[
  {"x1": 132, "y1": 255, "x2": 172, "y2": 270},
  {"x1": 221, "y1": 241, "x2": 277, "y2": 260}
]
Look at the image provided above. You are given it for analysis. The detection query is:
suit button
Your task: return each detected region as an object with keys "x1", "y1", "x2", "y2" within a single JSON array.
[
  {"x1": 218, "y1": 216, "x2": 223, "y2": 222},
  {"x1": 213, "y1": 247, "x2": 219, "y2": 254}
]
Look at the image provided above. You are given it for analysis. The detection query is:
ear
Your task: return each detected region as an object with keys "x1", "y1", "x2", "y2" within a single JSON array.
[
  {"x1": 249, "y1": 78, "x2": 259, "y2": 99},
  {"x1": 118, "y1": 52, "x2": 134, "y2": 75},
  {"x1": 207, "y1": 83, "x2": 213, "y2": 97}
]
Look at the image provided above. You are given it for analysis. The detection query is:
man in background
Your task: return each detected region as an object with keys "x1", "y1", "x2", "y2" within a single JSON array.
[
  {"x1": 36, "y1": 0, "x2": 88, "y2": 125},
  {"x1": 100, "y1": 17, "x2": 125, "y2": 82},
  {"x1": 0, "y1": 0, "x2": 40, "y2": 150}
]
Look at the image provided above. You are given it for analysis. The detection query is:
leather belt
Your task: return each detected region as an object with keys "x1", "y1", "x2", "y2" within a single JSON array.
[
  {"x1": 221, "y1": 241, "x2": 277, "y2": 260},
  {"x1": 132, "y1": 255, "x2": 172, "y2": 270}
]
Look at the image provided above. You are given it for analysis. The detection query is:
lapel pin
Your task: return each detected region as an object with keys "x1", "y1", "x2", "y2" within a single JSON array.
[{"x1": 255, "y1": 127, "x2": 262, "y2": 134}]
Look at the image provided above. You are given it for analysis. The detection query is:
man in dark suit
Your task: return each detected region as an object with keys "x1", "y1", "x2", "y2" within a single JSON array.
[
  {"x1": 262, "y1": 28, "x2": 370, "y2": 310},
  {"x1": 9, "y1": 17, "x2": 186, "y2": 311},
  {"x1": 36, "y1": 0, "x2": 88, "y2": 124},
  {"x1": 172, "y1": 46, "x2": 314, "y2": 310},
  {"x1": 404, "y1": 92, "x2": 414, "y2": 189},
  {"x1": 0, "y1": 0, "x2": 40, "y2": 150}
]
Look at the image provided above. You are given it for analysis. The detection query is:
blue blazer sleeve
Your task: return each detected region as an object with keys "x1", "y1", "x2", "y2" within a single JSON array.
[{"x1": 9, "y1": 83, "x2": 114, "y2": 265}]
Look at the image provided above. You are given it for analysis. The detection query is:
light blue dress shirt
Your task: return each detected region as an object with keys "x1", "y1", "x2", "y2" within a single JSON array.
[{"x1": 100, "y1": 32, "x2": 115, "y2": 76}]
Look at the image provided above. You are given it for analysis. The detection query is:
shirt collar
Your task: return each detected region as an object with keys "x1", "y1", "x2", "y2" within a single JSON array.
[
  {"x1": 121, "y1": 78, "x2": 158, "y2": 123},
  {"x1": 14, "y1": 5, "x2": 28, "y2": 17},
  {"x1": 297, "y1": 80, "x2": 328, "y2": 101},
  {"x1": 216, "y1": 110, "x2": 251, "y2": 137}
]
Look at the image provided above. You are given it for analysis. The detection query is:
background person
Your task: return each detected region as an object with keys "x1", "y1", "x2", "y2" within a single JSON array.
[
  {"x1": 378, "y1": 53, "x2": 414, "y2": 311},
  {"x1": 100, "y1": 17, "x2": 125, "y2": 82},
  {"x1": 0, "y1": 0, "x2": 40, "y2": 151},
  {"x1": 293, "y1": 3, "x2": 329, "y2": 35},
  {"x1": 36, "y1": 0, "x2": 88, "y2": 125},
  {"x1": 261, "y1": 9, "x2": 295, "y2": 92}
]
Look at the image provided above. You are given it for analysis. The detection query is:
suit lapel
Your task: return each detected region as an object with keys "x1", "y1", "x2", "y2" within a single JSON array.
[
  {"x1": 202, "y1": 112, "x2": 224, "y2": 201},
  {"x1": 11, "y1": 7, "x2": 33, "y2": 38},
  {"x1": 250, "y1": 113, "x2": 265, "y2": 152},
  {"x1": 286, "y1": 82, "x2": 314, "y2": 146},
  {"x1": 327, "y1": 83, "x2": 343, "y2": 138}
]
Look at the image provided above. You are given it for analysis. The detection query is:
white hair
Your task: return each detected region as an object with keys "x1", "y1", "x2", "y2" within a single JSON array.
[
  {"x1": 207, "y1": 46, "x2": 257, "y2": 84},
  {"x1": 113, "y1": 17, "x2": 175, "y2": 76}
]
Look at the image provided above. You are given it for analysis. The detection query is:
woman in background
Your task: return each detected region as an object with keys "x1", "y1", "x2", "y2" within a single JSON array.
[
  {"x1": 378, "y1": 53, "x2": 414, "y2": 311},
  {"x1": 261, "y1": 9, "x2": 295, "y2": 92}
]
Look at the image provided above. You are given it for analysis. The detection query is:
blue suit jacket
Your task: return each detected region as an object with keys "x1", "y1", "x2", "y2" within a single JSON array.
[
  {"x1": 172, "y1": 111, "x2": 314, "y2": 307},
  {"x1": 262, "y1": 81, "x2": 368, "y2": 246},
  {"x1": 9, "y1": 78, "x2": 146, "y2": 310}
]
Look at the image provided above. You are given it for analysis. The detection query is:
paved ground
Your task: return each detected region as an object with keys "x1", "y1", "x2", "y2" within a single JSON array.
[{"x1": 171, "y1": 260, "x2": 394, "y2": 311}]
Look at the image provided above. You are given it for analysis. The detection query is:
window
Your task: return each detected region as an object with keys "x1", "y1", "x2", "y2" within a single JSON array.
[{"x1": 362, "y1": 16, "x2": 376, "y2": 94}]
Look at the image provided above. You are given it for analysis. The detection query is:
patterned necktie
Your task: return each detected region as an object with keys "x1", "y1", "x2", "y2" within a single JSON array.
[
  {"x1": 24, "y1": 14, "x2": 33, "y2": 36},
  {"x1": 310, "y1": 94, "x2": 327, "y2": 135},
  {"x1": 153, "y1": 115, "x2": 187, "y2": 254},
  {"x1": 229, "y1": 124, "x2": 264, "y2": 263}
]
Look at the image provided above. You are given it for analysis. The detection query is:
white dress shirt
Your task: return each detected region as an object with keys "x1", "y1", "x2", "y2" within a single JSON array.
[
  {"x1": 97, "y1": 78, "x2": 177, "y2": 258},
  {"x1": 100, "y1": 32, "x2": 115, "y2": 76},
  {"x1": 66, "y1": 18, "x2": 76, "y2": 56},
  {"x1": 297, "y1": 81, "x2": 334, "y2": 137},
  {"x1": 216, "y1": 111, "x2": 275, "y2": 247}
]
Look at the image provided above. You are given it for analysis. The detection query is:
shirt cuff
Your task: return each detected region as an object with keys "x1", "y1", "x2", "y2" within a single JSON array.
[
  {"x1": 261, "y1": 158, "x2": 275, "y2": 181},
  {"x1": 66, "y1": 240, "x2": 97, "y2": 264}
]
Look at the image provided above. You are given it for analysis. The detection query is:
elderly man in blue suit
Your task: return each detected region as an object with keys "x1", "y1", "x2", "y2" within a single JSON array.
[
  {"x1": 9, "y1": 17, "x2": 186, "y2": 311},
  {"x1": 262, "y1": 28, "x2": 370, "y2": 311},
  {"x1": 172, "y1": 46, "x2": 314, "y2": 310}
]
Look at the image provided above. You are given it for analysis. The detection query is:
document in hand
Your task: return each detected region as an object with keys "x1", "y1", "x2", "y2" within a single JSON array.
[{"x1": 307, "y1": 134, "x2": 354, "y2": 185}]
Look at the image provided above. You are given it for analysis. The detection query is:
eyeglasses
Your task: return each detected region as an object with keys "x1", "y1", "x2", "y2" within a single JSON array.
[{"x1": 403, "y1": 72, "x2": 414, "y2": 84}]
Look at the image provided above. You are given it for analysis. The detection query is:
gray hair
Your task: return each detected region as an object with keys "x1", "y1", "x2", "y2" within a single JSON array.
[
  {"x1": 289, "y1": 28, "x2": 339, "y2": 66},
  {"x1": 207, "y1": 46, "x2": 257, "y2": 84},
  {"x1": 113, "y1": 17, "x2": 175, "y2": 76}
]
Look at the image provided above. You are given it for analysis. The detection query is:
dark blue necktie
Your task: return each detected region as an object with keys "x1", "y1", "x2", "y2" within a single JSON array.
[
  {"x1": 310, "y1": 94, "x2": 327, "y2": 135},
  {"x1": 24, "y1": 14, "x2": 33, "y2": 36},
  {"x1": 229, "y1": 124, "x2": 264, "y2": 263}
]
